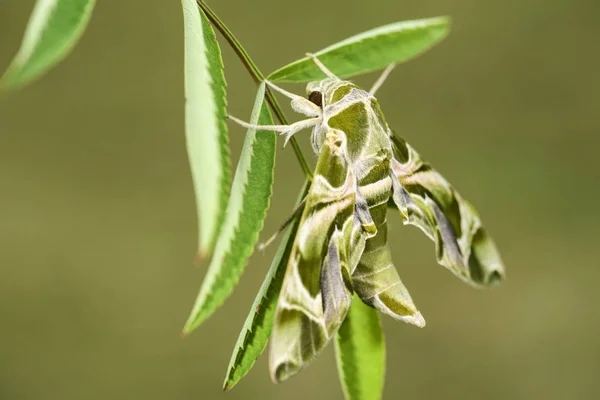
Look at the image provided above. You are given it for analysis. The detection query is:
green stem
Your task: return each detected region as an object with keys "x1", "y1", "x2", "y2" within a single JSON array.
[{"x1": 197, "y1": 0, "x2": 313, "y2": 179}]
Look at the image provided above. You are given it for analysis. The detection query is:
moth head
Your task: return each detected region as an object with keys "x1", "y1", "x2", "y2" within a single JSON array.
[
  {"x1": 306, "y1": 81, "x2": 324, "y2": 108},
  {"x1": 307, "y1": 90, "x2": 323, "y2": 108},
  {"x1": 305, "y1": 77, "x2": 339, "y2": 108}
]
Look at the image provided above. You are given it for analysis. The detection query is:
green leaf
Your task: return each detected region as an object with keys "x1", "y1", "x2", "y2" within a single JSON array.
[
  {"x1": 267, "y1": 17, "x2": 450, "y2": 83},
  {"x1": 181, "y1": 1, "x2": 230, "y2": 259},
  {"x1": 183, "y1": 83, "x2": 276, "y2": 335},
  {"x1": 335, "y1": 296, "x2": 386, "y2": 400},
  {"x1": 1, "y1": 0, "x2": 96, "y2": 90},
  {"x1": 223, "y1": 180, "x2": 309, "y2": 390}
]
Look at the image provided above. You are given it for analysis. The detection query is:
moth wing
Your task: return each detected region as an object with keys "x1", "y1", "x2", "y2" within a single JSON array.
[
  {"x1": 269, "y1": 131, "x2": 355, "y2": 383},
  {"x1": 352, "y1": 215, "x2": 426, "y2": 327},
  {"x1": 389, "y1": 132, "x2": 505, "y2": 286},
  {"x1": 352, "y1": 155, "x2": 425, "y2": 327}
]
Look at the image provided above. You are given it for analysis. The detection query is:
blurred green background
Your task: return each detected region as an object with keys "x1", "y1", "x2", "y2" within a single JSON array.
[{"x1": 1, "y1": 1, "x2": 599, "y2": 399}]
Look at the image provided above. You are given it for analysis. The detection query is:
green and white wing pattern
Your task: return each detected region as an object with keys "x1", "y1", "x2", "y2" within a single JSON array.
[
  {"x1": 328, "y1": 93, "x2": 424, "y2": 328},
  {"x1": 230, "y1": 58, "x2": 505, "y2": 384},
  {"x1": 352, "y1": 190, "x2": 425, "y2": 327},
  {"x1": 269, "y1": 131, "x2": 356, "y2": 383},
  {"x1": 389, "y1": 133, "x2": 505, "y2": 286}
]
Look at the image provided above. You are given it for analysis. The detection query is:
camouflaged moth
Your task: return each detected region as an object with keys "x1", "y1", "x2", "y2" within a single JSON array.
[{"x1": 230, "y1": 54, "x2": 504, "y2": 382}]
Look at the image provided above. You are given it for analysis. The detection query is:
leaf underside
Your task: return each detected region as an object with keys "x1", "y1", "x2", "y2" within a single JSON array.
[
  {"x1": 267, "y1": 16, "x2": 450, "y2": 83},
  {"x1": 183, "y1": 83, "x2": 276, "y2": 334},
  {"x1": 181, "y1": 1, "x2": 231, "y2": 260},
  {"x1": 223, "y1": 180, "x2": 310, "y2": 390},
  {"x1": 1, "y1": 0, "x2": 97, "y2": 90}
]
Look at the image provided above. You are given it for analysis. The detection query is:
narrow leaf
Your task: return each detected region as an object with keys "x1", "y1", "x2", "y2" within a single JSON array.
[
  {"x1": 183, "y1": 83, "x2": 276, "y2": 334},
  {"x1": 1, "y1": 0, "x2": 96, "y2": 90},
  {"x1": 268, "y1": 17, "x2": 450, "y2": 83},
  {"x1": 181, "y1": 1, "x2": 230, "y2": 259},
  {"x1": 223, "y1": 180, "x2": 309, "y2": 390},
  {"x1": 335, "y1": 296, "x2": 386, "y2": 400}
]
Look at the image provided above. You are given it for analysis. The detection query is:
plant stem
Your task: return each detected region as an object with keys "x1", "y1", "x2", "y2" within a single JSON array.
[{"x1": 197, "y1": 0, "x2": 313, "y2": 179}]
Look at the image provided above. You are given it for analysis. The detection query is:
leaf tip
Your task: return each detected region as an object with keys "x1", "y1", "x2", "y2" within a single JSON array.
[
  {"x1": 0, "y1": 71, "x2": 18, "y2": 92},
  {"x1": 181, "y1": 323, "x2": 196, "y2": 336},
  {"x1": 181, "y1": 319, "x2": 198, "y2": 337},
  {"x1": 182, "y1": 308, "x2": 211, "y2": 336},
  {"x1": 435, "y1": 15, "x2": 452, "y2": 33},
  {"x1": 195, "y1": 251, "x2": 207, "y2": 265}
]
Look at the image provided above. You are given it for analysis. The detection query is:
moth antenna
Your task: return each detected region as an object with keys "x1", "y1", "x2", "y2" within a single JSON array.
[
  {"x1": 264, "y1": 80, "x2": 322, "y2": 117},
  {"x1": 306, "y1": 53, "x2": 336, "y2": 78},
  {"x1": 370, "y1": 63, "x2": 397, "y2": 95},
  {"x1": 264, "y1": 80, "x2": 301, "y2": 101}
]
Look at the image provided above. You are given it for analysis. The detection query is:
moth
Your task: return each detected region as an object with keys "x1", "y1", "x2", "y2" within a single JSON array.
[{"x1": 231, "y1": 55, "x2": 505, "y2": 382}]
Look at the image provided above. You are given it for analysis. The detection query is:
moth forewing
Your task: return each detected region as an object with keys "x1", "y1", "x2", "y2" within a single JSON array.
[
  {"x1": 269, "y1": 130, "x2": 356, "y2": 383},
  {"x1": 389, "y1": 132, "x2": 505, "y2": 286},
  {"x1": 303, "y1": 79, "x2": 426, "y2": 327},
  {"x1": 321, "y1": 224, "x2": 353, "y2": 333},
  {"x1": 341, "y1": 97, "x2": 425, "y2": 327}
]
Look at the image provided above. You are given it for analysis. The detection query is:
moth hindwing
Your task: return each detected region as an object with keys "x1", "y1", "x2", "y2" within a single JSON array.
[
  {"x1": 388, "y1": 132, "x2": 505, "y2": 287},
  {"x1": 230, "y1": 55, "x2": 504, "y2": 382}
]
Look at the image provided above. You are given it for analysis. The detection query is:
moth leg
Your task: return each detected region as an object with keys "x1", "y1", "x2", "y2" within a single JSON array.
[
  {"x1": 259, "y1": 197, "x2": 307, "y2": 251},
  {"x1": 280, "y1": 118, "x2": 322, "y2": 146},
  {"x1": 305, "y1": 53, "x2": 336, "y2": 78},
  {"x1": 369, "y1": 63, "x2": 397, "y2": 96},
  {"x1": 228, "y1": 114, "x2": 300, "y2": 132},
  {"x1": 264, "y1": 80, "x2": 322, "y2": 117},
  {"x1": 228, "y1": 115, "x2": 320, "y2": 146}
]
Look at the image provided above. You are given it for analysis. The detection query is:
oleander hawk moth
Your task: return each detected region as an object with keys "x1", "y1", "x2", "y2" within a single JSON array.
[{"x1": 231, "y1": 55, "x2": 504, "y2": 383}]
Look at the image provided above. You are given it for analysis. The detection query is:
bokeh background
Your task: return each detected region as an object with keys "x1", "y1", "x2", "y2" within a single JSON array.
[{"x1": 1, "y1": 0, "x2": 599, "y2": 399}]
